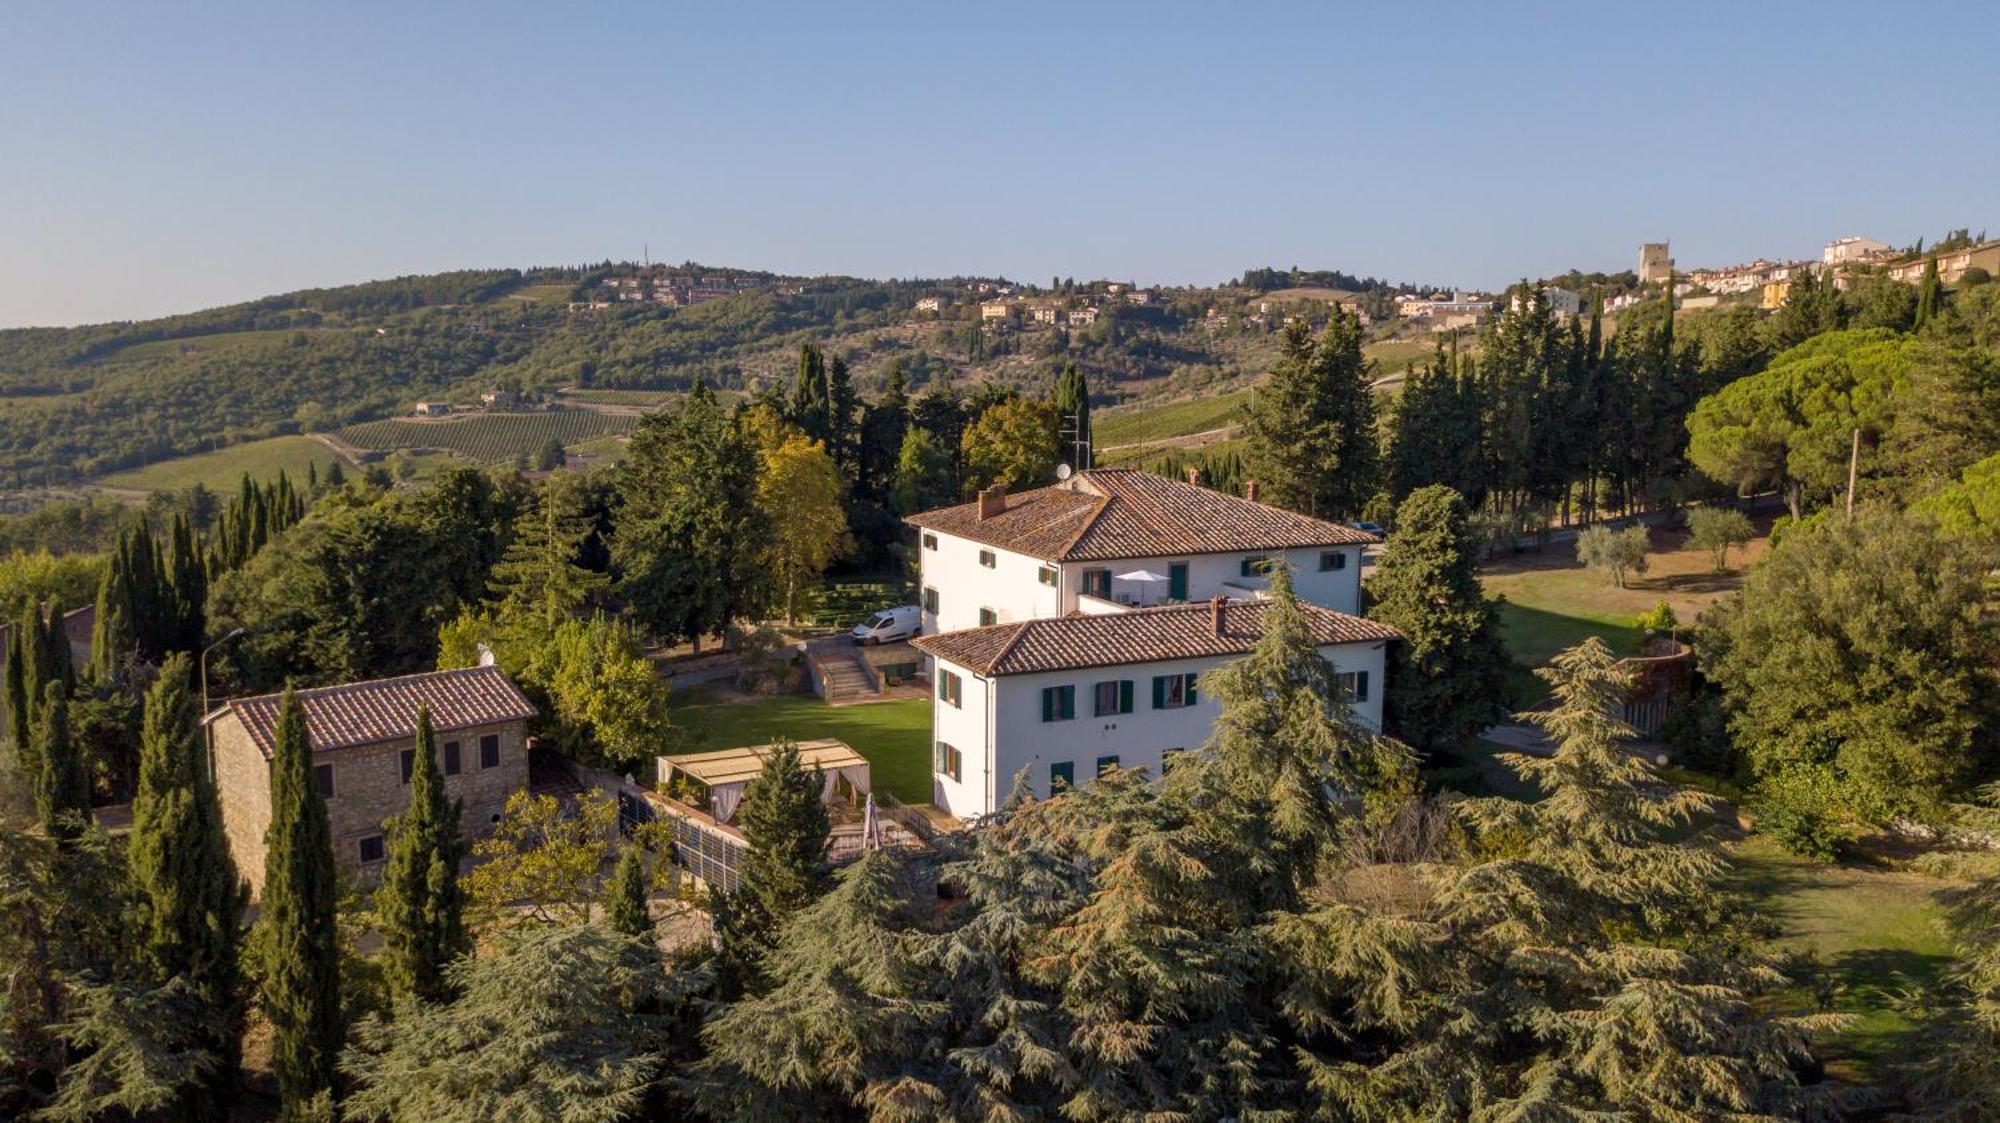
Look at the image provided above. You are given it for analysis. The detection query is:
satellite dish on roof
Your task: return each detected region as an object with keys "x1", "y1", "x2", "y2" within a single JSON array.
[{"x1": 1055, "y1": 463, "x2": 1073, "y2": 480}]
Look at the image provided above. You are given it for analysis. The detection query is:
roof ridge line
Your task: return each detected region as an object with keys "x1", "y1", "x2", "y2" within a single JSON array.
[
  {"x1": 224, "y1": 664, "x2": 500, "y2": 710},
  {"x1": 984, "y1": 621, "x2": 1034, "y2": 675},
  {"x1": 1054, "y1": 492, "x2": 1114, "y2": 560}
]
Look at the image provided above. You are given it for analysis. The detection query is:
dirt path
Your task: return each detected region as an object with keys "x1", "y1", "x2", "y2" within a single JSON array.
[
  {"x1": 306, "y1": 431, "x2": 367, "y2": 467},
  {"x1": 1097, "y1": 424, "x2": 1240, "y2": 455}
]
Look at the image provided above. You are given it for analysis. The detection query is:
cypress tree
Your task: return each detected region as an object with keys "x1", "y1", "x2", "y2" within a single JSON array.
[
  {"x1": 1916, "y1": 250, "x2": 1942, "y2": 329},
  {"x1": 607, "y1": 843, "x2": 654, "y2": 940},
  {"x1": 41, "y1": 601, "x2": 74, "y2": 691},
  {"x1": 826, "y1": 354, "x2": 858, "y2": 473},
  {"x1": 90, "y1": 545, "x2": 136, "y2": 683},
  {"x1": 129, "y1": 652, "x2": 246, "y2": 1113},
  {"x1": 789, "y1": 343, "x2": 830, "y2": 442},
  {"x1": 34, "y1": 680, "x2": 89, "y2": 841},
  {"x1": 375, "y1": 707, "x2": 469, "y2": 1006},
  {"x1": 256, "y1": 690, "x2": 341, "y2": 1114},
  {"x1": 1052, "y1": 361, "x2": 1093, "y2": 467}
]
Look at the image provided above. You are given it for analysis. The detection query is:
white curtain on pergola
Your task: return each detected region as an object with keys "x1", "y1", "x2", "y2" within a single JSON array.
[{"x1": 659, "y1": 739, "x2": 873, "y2": 826}]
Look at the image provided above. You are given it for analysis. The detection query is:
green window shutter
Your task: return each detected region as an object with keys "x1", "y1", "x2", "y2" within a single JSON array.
[
  {"x1": 1151, "y1": 676, "x2": 1166, "y2": 709},
  {"x1": 1184, "y1": 673, "x2": 1198, "y2": 705},
  {"x1": 1119, "y1": 680, "x2": 1133, "y2": 714},
  {"x1": 1355, "y1": 671, "x2": 1369, "y2": 702},
  {"x1": 1064, "y1": 686, "x2": 1075, "y2": 719},
  {"x1": 1042, "y1": 688, "x2": 1054, "y2": 722}
]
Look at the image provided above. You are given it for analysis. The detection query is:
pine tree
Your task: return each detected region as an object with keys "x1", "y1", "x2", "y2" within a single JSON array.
[
  {"x1": 713, "y1": 739, "x2": 831, "y2": 996},
  {"x1": 1387, "y1": 340, "x2": 1484, "y2": 503},
  {"x1": 34, "y1": 680, "x2": 88, "y2": 841},
  {"x1": 486, "y1": 478, "x2": 609, "y2": 630},
  {"x1": 376, "y1": 707, "x2": 469, "y2": 1006},
  {"x1": 1365, "y1": 486, "x2": 1512, "y2": 758},
  {"x1": 1174, "y1": 565, "x2": 1414, "y2": 913},
  {"x1": 129, "y1": 652, "x2": 245, "y2": 1114},
  {"x1": 1052, "y1": 360, "x2": 1093, "y2": 467},
  {"x1": 256, "y1": 690, "x2": 342, "y2": 1114},
  {"x1": 607, "y1": 844, "x2": 654, "y2": 940}
]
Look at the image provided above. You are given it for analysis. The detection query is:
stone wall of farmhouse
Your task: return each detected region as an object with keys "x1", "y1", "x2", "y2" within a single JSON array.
[{"x1": 212, "y1": 714, "x2": 529, "y2": 898}]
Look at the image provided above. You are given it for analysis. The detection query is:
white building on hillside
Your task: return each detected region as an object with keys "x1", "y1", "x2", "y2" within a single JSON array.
[
  {"x1": 905, "y1": 468, "x2": 1377, "y2": 635},
  {"x1": 912, "y1": 599, "x2": 1395, "y2": 819}
]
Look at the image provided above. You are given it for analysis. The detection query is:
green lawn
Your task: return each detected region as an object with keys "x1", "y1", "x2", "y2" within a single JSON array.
[
  {"x1": 96, "y1": 435, "x2": 343, "y2": 492},
  {"x1": 672, "y1": 693, "x2": 932, "y2": 804},
  {"x1": 1728, "y1": 834, "x2": 1956, "y2": 1084}
]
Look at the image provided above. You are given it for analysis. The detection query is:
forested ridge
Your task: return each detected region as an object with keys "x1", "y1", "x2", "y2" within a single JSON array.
[{"x1": 0, "y1": 263, "x2": 1332, "y2": 486}]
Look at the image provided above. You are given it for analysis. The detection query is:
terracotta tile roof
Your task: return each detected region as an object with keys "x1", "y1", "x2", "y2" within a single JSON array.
[
  {"x1": 210, "y1": 666, "x2": 537, "y2": 760},
  {"x1": 912, "y1": 600, "x2": 1398, "y2": 676},
  {"x1": 906, "y1": 467, "x2": 1375, "y2": 561}
]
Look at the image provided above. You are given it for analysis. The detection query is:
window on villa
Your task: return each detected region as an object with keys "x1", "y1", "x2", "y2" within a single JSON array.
[
  {"x1": 923, "y1": 533, "x2": 938, "y2": 550},
  {"x1": 1096, "y1": 754, "x2": 1121, "y2": 777},
  {"x1": 923, "y1": 586, "x2": 939, "y2": 613},
  {"x1": 980, "y1": 608, "x2": 998, "y2": 627},
  {"x1": 1336, "y1": 671, "x2": 1371, "y2": 704},
  {"x1": 479, "y1": 734, "x2": 500, "y2": 769},
  {"x1": 1082, "y1": 568, "x2": 1112, "y2": 597},
  {"x1": 1093, "y1": 679, "x2": 1133, "y2": 717},
  {"x1": 1041, "y1": 684, "x2": 1076, "y2": 722},
  {"x1": 938, "y1": 670, "x2": 963, "y2": 708},
  {"x1": 357, "y1": 835, "x2": 386, "y2": 864},
  {"x1": 1038, "y1": 566, "x2": 1058, "y2": 587},
  {"x1": 443, "y1": 740, "x2": 462, "y2": 776},
  {"x1": 934, "y1": 741, "x2": 962, "y2": 782},
  {"x1": 399, "y1": 748, "x2": 415, "y2": 784},
  {"x1": 1319, "y1": 550, "x2": 1347, "y2": 571},
  {"x1": 1151, "y1": 672, "x2": 1199, "y2": 709},
  {"x1": 1239, "y1": 556, "x2": 1273, "y2": 578},
  {"x1": 1050, "y1": 760, "x2": 1075, "y2": 790},
  {"x1": 314, "y1": 763, "x2": 335, "y2": 799},
  {"x1": 978, "y1": 549, "x2": 997, "y2": 568}
]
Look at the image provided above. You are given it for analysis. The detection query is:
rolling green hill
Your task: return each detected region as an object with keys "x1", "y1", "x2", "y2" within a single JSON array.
[{"x1": 333, "y1": 411, "x2": 639, "y2": 463}]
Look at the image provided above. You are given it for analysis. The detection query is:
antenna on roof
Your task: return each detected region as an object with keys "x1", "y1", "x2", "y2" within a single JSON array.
[{"x1": 1055, "y1": 463, "x2": 1073, "y2": 481}]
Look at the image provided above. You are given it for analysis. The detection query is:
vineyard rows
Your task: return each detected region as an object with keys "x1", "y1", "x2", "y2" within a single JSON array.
[{"x1": 334, "y1": 411, "x2": 639, "y2": 462}]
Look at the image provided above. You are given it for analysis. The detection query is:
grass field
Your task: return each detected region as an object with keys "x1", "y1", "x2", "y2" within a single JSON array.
[
  {"x1": 1364, "y1": 337, "x2": 1440, "y2": 373},
  {"x1": 504, "y1": 283, "x2": 574, "y2": 306},
  {"x1": 1095, "y1": 389, "x2": 1252, "y2": 448},
  {"x1": 95, "y1": 435, "x2": 342, "y2": 492},
  {"x1": 334, "y1": 411, "x2": 639, "y2": 463},
  {"x1": 671, "y1": 693, "x2": 932, "y2": 803},
  {"x1": 1729, "y1": 834, "x2": 1957, "y2": 1084}
]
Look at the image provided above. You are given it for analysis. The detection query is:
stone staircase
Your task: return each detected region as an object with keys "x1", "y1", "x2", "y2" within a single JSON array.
[{"x1": 814, "y1": 647, "x2": 881, "y2": 703}]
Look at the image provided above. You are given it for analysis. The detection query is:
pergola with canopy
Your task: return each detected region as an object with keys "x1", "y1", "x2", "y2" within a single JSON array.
[{"x1": 657, "y1": 738, "x2": 872, "y2": 826}]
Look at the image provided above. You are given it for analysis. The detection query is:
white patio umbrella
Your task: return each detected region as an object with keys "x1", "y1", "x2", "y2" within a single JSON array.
[{"x1": 1114, "y1": 569, "x2": 1171, "y2": 604}]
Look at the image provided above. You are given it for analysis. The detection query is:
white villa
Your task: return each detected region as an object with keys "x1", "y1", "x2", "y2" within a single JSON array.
[
  {"x1": 905, "y1": 468, "x2": 1376, "y2": 635},
  {"x1": 912, "y1": 598, "x2": 1395, "y2": 819},
  {"x1": 904, "y1": 467, "x2": 1396, "y2": 819}
]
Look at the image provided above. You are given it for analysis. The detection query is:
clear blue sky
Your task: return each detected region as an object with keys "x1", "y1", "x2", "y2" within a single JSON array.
[{"x1": 4, "y1": 1, "x2": 1996, "y2": 327}]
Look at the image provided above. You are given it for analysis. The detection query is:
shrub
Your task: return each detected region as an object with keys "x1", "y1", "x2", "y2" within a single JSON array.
[
  {"x1": 1756, "y1": 766, "x2": 1855, "y2": 862},
  {"x1": 1575, "y1": 524, "x2": 1650, "y2": 587},
  {"x1": 1687, "y1": 506, "x2": 1754, "y2": 572}
]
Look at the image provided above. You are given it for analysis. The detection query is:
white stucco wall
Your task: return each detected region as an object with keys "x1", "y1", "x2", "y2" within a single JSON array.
[
  {"x1": 918, "y1": 532, "x2": 1064, "y2": 635},
  {"x1": 1058, "y1": 545, "x2": 1363, "y2": 615},
  {"x1": 927, "y1": 640, "x2": 1388, "y2": 820}
]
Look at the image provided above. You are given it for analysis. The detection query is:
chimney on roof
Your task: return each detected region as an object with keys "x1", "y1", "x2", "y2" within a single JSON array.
[
  {"x1": 1244, "y1": 479, "x2": 1260, "y2": 503},
  {"x1": 1185, "y1": 466, "x2": 1201, "y2": 486},
  {"x1": 976, "y1": 484, "x2": 1007, "y2": 521},
  {"x1": 1210, "y1": 594, "x2": 1226, "y2": 637}
]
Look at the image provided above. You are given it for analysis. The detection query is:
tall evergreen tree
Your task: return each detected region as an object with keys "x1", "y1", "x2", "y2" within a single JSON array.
[
  {"x1": 8, "y1": 604, "x2": 36, "y2": 761},
  {"x1": 1243, "y1": 307, "x2": 1378, "y2": 517},
  {"x1": 1916, "y1": 249, "x2": 1943, "y2": 329},
  {"x1": 1365, "y1": 486, "x2": 1512, "y2": 758},
  {"x1": 607, "y1": 844, "x2": 654, "y2": 940},
  {"x1": 788, "y1": 343, "x2": 830, "y2": 443},
  {"x1": 825, "y1": 353, "x2": 859, "y2": 475},
  {"x1": 1051, "y1": 360, "x2": 1093, "y2": 468},
  {"x1": 33, "y1": 680, "x2": 88, "y2": 841},
  {"x1": 713, "y1": 739, "x2": 831, "y2": 997},
  {"x1": 1387, "y1": 338, "x2": 1484, "y2": 504},
  {"x1": 376, "y1": 707, "x2": 469, "y2": 1006},
  {"x1": 255, "y1": 690, "x2": 342, "y2": 1115},
  {"x1": 612, "y1": 381, "x2": 768, "y2": 651},
  {"x1": 129, "y1": 652, "x2": 245, "y2": 1115}
]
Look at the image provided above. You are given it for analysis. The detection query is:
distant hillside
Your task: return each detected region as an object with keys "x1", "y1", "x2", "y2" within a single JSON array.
[{"x1": 0, "y1": 263, "x2": 1436, "y2": 492}]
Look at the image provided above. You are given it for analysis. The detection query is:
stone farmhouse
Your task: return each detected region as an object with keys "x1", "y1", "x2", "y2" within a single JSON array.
[
  {"x1": 905, "y1": 468, "x2": 1395, "y2": 819},
  {"x1": 206, "y1": 665, "x2": 536, "y2": 896}
]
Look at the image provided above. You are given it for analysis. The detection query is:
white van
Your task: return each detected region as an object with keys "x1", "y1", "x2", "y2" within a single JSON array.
[{"x1": 849, "y1": 604, "x2": 922, "y2": 645}]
